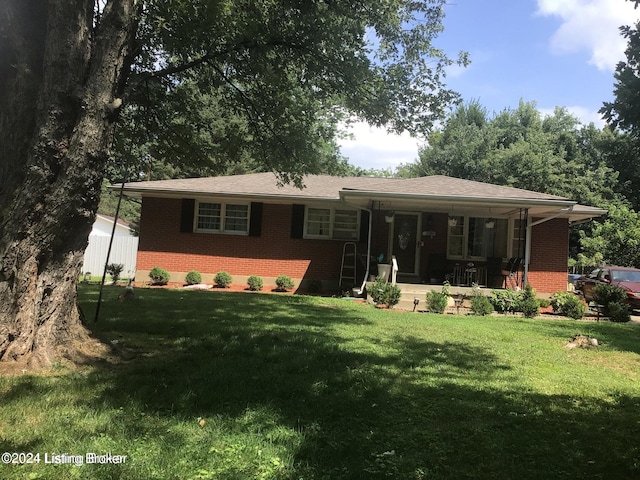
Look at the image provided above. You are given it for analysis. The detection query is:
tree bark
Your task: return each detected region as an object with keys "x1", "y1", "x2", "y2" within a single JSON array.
[{"x1": 0, "y1": 0, "x2": 138, "y2": 369}]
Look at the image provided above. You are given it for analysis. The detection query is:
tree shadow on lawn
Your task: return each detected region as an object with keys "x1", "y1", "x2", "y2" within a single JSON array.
[{"x1": 71, "y1": 289, "x2": 640, "y2": 478}]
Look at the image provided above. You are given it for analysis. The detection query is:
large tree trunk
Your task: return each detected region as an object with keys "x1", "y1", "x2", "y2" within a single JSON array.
[{"x1": 0, "y1": 0, "x2": 138, "y2": 369}]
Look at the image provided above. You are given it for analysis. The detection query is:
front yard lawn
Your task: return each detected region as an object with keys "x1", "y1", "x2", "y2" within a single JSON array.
[{"x1": 1, "y1": 285, "x2": 639, "y2": 479}]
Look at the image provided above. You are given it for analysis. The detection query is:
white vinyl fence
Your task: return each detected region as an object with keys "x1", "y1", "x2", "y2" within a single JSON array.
[{"x1": 82, "y1": 235, "x2": 139, "y2": 279}]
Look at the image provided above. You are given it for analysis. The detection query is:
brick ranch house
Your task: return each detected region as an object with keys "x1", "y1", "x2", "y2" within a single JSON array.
[{"x1": 120, "y1": 172, "x2": 605, "y2": 295}]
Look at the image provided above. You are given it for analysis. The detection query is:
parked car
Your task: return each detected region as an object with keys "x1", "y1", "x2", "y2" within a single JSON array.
[{"x1": 576, "y1": 266, "x2": 640, "y2": 309}]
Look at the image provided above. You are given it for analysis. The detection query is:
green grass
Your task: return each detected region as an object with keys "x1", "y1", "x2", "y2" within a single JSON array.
[{"x1": 1, "y1": 286, "x2": 640, "y2": 479}]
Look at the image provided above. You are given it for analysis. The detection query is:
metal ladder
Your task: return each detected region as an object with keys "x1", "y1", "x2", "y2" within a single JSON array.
[{"x1": 339, "y1": 242, "x2": 357, "y2": 288}]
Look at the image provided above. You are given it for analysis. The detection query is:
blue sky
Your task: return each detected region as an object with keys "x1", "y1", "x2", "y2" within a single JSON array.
[{"x1": 339, "y1": 0, "x2": 640, "y2": 170}]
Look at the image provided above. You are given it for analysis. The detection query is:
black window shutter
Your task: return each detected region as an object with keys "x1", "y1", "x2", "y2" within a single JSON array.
[
  {"x1": 249, "y1": 202, "x2": 263, "y2": 236},
  {"x1": 180, "y1": 199, "x2": 195, "y2": 233},
  {"x1": 359, "y1": 210, "x2": 370, "y2": 243},
  {"x1": 291, "y1": 204, "x2": 305, "y2": 238}
]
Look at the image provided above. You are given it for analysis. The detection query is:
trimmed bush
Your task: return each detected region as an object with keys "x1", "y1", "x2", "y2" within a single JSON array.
[
  {"x1": 550, "y1": 291, "x2": 585, "y2": 319},
  {"x1": 184, "y1": 270, "x2": 202, "y2": 285},
  {"x1": 369, "y1": 276, "x2": 401, "y2": 308},
  {"x1": 426, "y1": 291, "x2": 448, "y2": 313},
  {"x1": 426, "y1": 283, "x2": 451, "y2": 314},
  {"x1": 149, "y1": 266, "x2": 170, "y2": 285},
  {"x1": 470, "y1": 295, "x2": 493, "y2": 316},
  {"x1": 383, "y1": 283, "x2": 402, "y2": 308},
  {"x1": 247, "y1": 275, "x2": 263, "y2": 291},
  {"x1": 369, "y1": 277, "x2": 389, "y2": 305},
  {"x1": 214, "y1": 271, "x2": 233, "y2": 288},
  {"x1": 275, "y1": 275, "x2": 295, "y2": 291}
]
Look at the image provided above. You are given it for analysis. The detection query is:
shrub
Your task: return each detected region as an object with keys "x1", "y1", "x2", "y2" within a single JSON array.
[
  {"x1": 275, "y1": 274, "x2": 295, "y2": 291},
  {"x1": 607, "y1": 302, "x2": 631, "y2": 323},
  {"x1": 538, "y1": 298, "x2": 551, "y2": 309},
  {"x1": 426, "y1": 291, "x2": 448, "y2": 313},
  {"x1": 383, "y1": 283, "x2": 402, "y2": 308},
  {"x1": 106, "y1": 263, "x2": 124, "y2": 284},
  {"x1": 184, "y1": 270, "x2": 202, "y2": 285},
  {"x1": 369, "y1": 277, "x2": 389, "y2": 305},
  {"x1": 247, "y1": 275, "x2": 263, "y2": 291},
  {"x1": 470, "y1": 295, "x2": 493, "y2": 316},
  {"x1": 369, "y1": 276, "x2": 402, "y2": 308},
  {"x1": 214, "y1": 271, "x2": 233, "y2": 288},
  {"x1": 550, "y1": 291, "x2": 585, "y2": 320},
  {"x1": 149, "y1": 266, "x2": 170, "y2": 285},
  {"x1": 426, "y1": 283, "x2": 451, "y2": 314},
  {"x1": 593, "y1": 284, "x2": 630, "y2": 319},
  {"x1": 517, "y1": 284, "x2": 539, "y2": 318},
  {"x1": 490, "y1": 289, "x2": 521, "y2": 314},
  {"x1": 593, "y1": 284, "x2": 627, "y2": 308}
]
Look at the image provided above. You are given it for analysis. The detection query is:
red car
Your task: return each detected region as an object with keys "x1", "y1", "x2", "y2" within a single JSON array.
[{"x1": 576, "y1": 266, "x2": 640, "y2": 309}]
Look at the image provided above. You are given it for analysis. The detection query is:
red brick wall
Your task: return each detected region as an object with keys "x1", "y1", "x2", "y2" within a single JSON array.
[
  {"x1": 527, "y1": 218, "x2": 569, "y2": 294},
  {"x1": 137, "y1": 197, "x2": 366, "y2": 284},
  {"x1": 136, "y1": 197, "x2": 570, "y2": 293}
]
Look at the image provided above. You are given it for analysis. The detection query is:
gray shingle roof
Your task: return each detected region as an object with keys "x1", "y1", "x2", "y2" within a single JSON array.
[
  {"x1": 121, "y1": 172, "x2": 571, "y2": 202},
  {"x1": 119, "y1": 172, "x2": 606, "y2": 221}
]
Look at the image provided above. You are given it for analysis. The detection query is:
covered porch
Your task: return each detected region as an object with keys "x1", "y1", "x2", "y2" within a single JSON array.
[{"x1": 339, "y1": 177, "x2": 605, "y2": 295}]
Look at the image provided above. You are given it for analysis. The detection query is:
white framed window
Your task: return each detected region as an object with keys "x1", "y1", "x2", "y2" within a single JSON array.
[
  {"x1": 447, "y1": 216, "x2": 512, "y2": 260},
  {"x1": 304, "y1": 207, "x2": 359, "y2": 240},
  {"x1": 195, "y1": 201, "x2": 249, "y2": 234},
  {"x1": 511, "y1": 218, "x2": 526, "y2": 259}
]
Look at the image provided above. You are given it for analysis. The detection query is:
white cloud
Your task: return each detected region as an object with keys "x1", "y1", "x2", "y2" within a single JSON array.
[
  {"x1": 536, "y1": 0, "x2": 639, "y2": 71},
  {"x1": 539, "y1": 106, "x2": 606, "y2": 127},
  {"x1": 338, "y1": 122, "x2": 423, "y2": 170}
]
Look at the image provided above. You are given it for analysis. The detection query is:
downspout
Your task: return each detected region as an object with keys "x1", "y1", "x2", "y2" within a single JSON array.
[{"x1": 341, "y1": 199, "x2": 373, "y2": 295}]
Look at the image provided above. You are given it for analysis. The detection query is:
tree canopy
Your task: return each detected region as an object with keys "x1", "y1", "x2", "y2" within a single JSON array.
[{"x1": 110, "y1": 0, "x2": 468, "y2": 185}]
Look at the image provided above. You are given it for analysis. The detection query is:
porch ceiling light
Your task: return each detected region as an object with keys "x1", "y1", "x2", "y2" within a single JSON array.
[
  {"x1": 485, "y1": 219, "x2": 495, "y2": 229},
  {"x1": 448, "y1": 217, "x2": 457, "y2": 227}
]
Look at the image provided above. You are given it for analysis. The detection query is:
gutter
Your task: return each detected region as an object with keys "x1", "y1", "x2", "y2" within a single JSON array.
[{"x1": 340, "y1": 189, "x2": 576, "y2": 209}]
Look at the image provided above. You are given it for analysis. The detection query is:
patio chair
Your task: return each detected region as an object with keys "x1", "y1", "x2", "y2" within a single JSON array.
[{"x1": 501, "y1": 257, "x2": 523, "y2": 289}]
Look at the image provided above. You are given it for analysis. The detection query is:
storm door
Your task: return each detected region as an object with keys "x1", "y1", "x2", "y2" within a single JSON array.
[{"x1": 390, "y1": 213, "x2": 421, "y2": 276}]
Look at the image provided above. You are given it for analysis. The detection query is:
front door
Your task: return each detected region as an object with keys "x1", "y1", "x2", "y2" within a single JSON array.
[{"x1": 390, "y1": 213, "x2": 420, "y2": 276}]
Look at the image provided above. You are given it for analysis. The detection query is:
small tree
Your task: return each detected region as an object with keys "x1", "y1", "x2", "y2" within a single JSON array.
[
  {"x1": 518, "y1": 284, "x2": 540, "y2": 318},
  {"x1": 106, "y1": 263, "x2": 125, "y2": 284}
]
